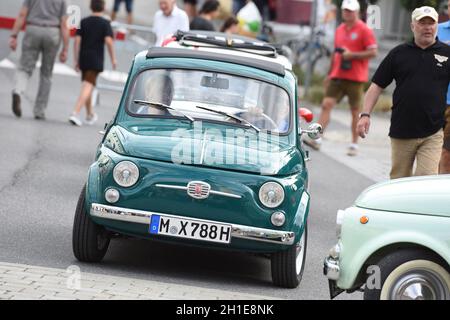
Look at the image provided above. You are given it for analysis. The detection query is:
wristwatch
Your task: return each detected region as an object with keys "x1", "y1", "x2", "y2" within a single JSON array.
[{"x1": 359, "y1": 113, "x2": 371, "y2": 119}]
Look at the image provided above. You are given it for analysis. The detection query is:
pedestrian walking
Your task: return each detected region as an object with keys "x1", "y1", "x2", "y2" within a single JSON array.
[
  {"x1": 357, "y1": 6, "x2": 450, "y2": 180},
  {"x1": 303, "y1": 0, "x2": 377, "y2": 157},
  {"x1": 154, "y1": 0, "x2": 190, "y2": 47},
  {"x1": 190, "y1": 0, "x2": 220, "y2": 31},
  {"x1": 69, "y1": 0, "x2": 117, "y2": 127},
  {"x1": 9, "y1": 0, "x2": 69, "y2": 120},
  {"x1": 111, "y1": 0, "x2": 134, "y2": 25},
  {"x1": 437, "y1": 0, "x2": 450, "y2": 174}
]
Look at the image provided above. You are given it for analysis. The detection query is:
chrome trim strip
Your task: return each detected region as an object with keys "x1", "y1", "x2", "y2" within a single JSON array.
[
  {"x1": 91, "y1": 203, "x2": 294, "y2": 245},
  {"x1": 155, "y1": 184, "x2": 188, "y2": 191},
  {"x1": 209, "y1": 190, "x2": 242, "y2": 199},
  {"x1": 155, "y1": 184, "x2": 242, "y2": 199}
]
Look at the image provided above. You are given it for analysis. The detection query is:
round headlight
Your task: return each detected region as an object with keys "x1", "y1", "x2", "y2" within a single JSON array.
[
  {"x1": 105, "y1": 188, "x2": 120, "y2": 203},
  {"x1": 271, "y1": 212, "x2": 286, "y2": 227},
  {"x1": 259, "y1": 182, "x2": 285, "y2": 208},
  {"x1": 113, "y1": 161, "x2": 139, "y2": 187}
]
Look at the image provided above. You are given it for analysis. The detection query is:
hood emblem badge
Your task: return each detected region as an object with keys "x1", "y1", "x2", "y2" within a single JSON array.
[{"x1": 187, "y1": 181, "x2": 211, "y2": 200}]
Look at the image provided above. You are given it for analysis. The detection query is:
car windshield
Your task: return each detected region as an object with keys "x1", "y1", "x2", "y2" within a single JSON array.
[{"x1": 127, "y1": 69, "x2": 292, "y2": 134}]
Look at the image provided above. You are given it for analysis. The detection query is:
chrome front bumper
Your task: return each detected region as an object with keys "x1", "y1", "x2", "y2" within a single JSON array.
[
  {"x1": 324, "y1": 256, "x2": 344, "y2": 299},
  {"x1": 323, "y1": 256, "x2": 340, "y2": 281},
  {"x1": 90, "y1": 203, "x2": 296, "y2": 245}
]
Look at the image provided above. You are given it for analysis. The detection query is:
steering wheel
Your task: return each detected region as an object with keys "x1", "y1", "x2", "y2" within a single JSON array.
[{"x1": 232, "y1": 109, "x2": 279, "y2": 131}]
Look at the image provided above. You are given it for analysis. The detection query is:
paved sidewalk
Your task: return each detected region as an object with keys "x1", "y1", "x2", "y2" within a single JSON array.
[
  {"x1": 307, "y1": 106, "x2": 392, "y2": 183},
  {"x1": 0, "y1": 262, "x2": 280, "y2": 300}
]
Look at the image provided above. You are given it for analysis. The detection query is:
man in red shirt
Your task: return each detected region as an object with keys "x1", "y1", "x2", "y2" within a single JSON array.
[{"x1": 305, "y1": 0, "x2": 377, "y2": 156}]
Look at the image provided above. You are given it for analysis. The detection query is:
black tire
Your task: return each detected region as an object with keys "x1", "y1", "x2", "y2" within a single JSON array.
[
  {"x1": 72, "y1": 184, "x2": 110, "y2": 262},
  {"x1": 271, "y1": 224, "x2": 307, "y2": 289},
  {"x1": 364, "y1": 249, "x2": 450, "y2": 300}
]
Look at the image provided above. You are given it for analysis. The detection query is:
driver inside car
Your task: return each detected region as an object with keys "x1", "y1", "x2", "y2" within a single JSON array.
[
  {"x1": 134, "y1": 74, "x2": 174, "y2": 115},
  {"x1": 238, "y1": 84, "x2": 290, "y2": 133}
]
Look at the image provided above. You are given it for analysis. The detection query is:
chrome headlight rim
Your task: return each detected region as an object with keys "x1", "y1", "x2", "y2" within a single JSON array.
[
  {"x1": 259, "y1": 182, "x2": 285, "y2": 209},
  {"x1": 271, "y1": 211, "x2": 286, "y2": 227},
  {"x1": 113, "y1": 161, "x2": 140, "y2": 188},
  {"x1": 105, "y1": 188, "x2": 120, "y2": 204}
]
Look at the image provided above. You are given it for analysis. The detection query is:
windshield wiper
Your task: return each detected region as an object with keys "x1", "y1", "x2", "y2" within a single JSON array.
[
  {"x1": 196, "y1": 106, "x2": 260, "y2": 132},
  {"x1": 133, "y1": 100, "x2": 195, "y2": 123}
]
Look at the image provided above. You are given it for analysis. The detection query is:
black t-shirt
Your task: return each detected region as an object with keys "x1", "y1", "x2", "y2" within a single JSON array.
[
  {"x1": 76, "y1": 16, "x2": 113, "y2": 72},
  {"x1": 190, "y1": 16, "x2": 215, "y2": 31},
  {"x1": 372, "y1": 39, "x2": 450, "y2": 139}
]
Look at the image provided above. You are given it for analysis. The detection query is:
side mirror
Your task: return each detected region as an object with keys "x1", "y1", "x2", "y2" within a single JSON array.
[
  {"x1": 299, "y1": 107, "x2": 314, "y2": 123},
  {"x1": 301, "y1": 123, "x2": 323, "y2": 140}
]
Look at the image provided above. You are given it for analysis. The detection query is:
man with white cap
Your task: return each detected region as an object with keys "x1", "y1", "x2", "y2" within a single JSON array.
[
  {"x1": 305, "y1": 0, "x2": 378, "y2": 157},
  {"x1": 357, "y1": 6, "x2": 450, "y2": 179}
]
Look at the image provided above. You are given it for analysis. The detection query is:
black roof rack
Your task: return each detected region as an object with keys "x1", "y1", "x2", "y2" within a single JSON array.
[
  {"x1": 173, "y1": 30, "x2": 279, "y2": 58},
  {"x1": 146, "y1": 47, "x2": 286, "y2": 76}
]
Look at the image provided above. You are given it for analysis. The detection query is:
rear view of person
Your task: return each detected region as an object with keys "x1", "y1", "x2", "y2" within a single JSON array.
[
  {"x1": 69, "y1": 0, "x2": 117, "y2": 127},
  {"x1": 221, "y1": 16, "x2": 239, "y2": 34},
  {"x1": 9, "y1": 0, "x2": 69, "y2": 120},
  {"x1": 111, "y1": 0, "x2": 134, "y2": 25},
  {"x1": 190, "y1": 0, "x2": 220, "y2": 31}
]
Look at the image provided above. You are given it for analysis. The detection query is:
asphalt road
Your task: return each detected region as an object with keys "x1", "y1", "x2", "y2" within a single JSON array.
[{"x1": 0, "y1": 62, "x2": 374, "y2": 300}]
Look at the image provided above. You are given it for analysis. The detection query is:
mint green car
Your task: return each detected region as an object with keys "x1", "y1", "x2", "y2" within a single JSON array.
[
  {"x1": 71, "y1": 31, "x2": 322, "y2": 288},
  {"x1": 324, "y1": 175, "x2": 450, "y2": 300}
]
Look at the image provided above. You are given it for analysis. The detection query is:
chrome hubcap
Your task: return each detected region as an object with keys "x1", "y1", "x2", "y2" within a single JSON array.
[{"x1": 390, "y1": 271, "x2": 449, "y2": 300}]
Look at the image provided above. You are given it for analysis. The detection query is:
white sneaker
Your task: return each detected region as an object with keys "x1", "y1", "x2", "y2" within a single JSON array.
[
  {"x1": 347, "y1": 144, "x2": 359, "y2": 157},
  {"x1": 85, "y1": 113, "x2": 98, "y2": 126},
  {"x1": 69, "y1": 114, "x2": 83, "y2": 126},
  {"x1": 303, "y1": 136, "x2": 322, "y2": 151}
]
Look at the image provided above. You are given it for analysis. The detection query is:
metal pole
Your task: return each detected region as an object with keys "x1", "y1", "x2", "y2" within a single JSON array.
[{"x1": 303, "y1": 0, "x2": 318, "y2": 98}]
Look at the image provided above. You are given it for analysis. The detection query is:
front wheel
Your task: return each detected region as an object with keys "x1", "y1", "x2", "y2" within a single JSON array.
[
  {"x1": 271, "y1": 224, "x2": 307, "y2": 288},
  {"x1": 364, "y1": 249, "x2": 450, "y2": 300},
  {"x1": 72, "y1": 184, "x2": 110, "y2": 262}
]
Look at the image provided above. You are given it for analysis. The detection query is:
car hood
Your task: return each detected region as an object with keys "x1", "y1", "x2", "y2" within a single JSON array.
[
  {"x1": 105, "y1": 125, "x2": 303, "y2": 176},
  {"x1": 355, "y1": 175, "x2": 450, "y2": 217}
]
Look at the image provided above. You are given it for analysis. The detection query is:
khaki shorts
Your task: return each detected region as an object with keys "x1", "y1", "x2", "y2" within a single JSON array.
[
  {"x1": 81, "y1": 70, "x2": 100, "y2": 86},
  {"x1": 444, "y1": 106, "x2": 450, "y2": 151},
  {"x1": 325, "y1": 79, "x2": 365, "y2": 108},
  {"x1": 390, "y1": 129, "x2": 444, "y2": 179}
]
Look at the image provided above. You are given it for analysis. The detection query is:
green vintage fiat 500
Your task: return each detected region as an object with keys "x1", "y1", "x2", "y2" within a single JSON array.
[
  {"x1": 324, "y1": 175, "x2": 450, "y2": 300},
  {"x1": 72, "y1": 31, "x2": 322, "y2": 288}
]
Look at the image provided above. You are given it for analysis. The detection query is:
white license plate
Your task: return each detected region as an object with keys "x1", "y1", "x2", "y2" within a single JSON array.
[{"x1": 149, "y1": 214, "x2": 232, "y2": 244}]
